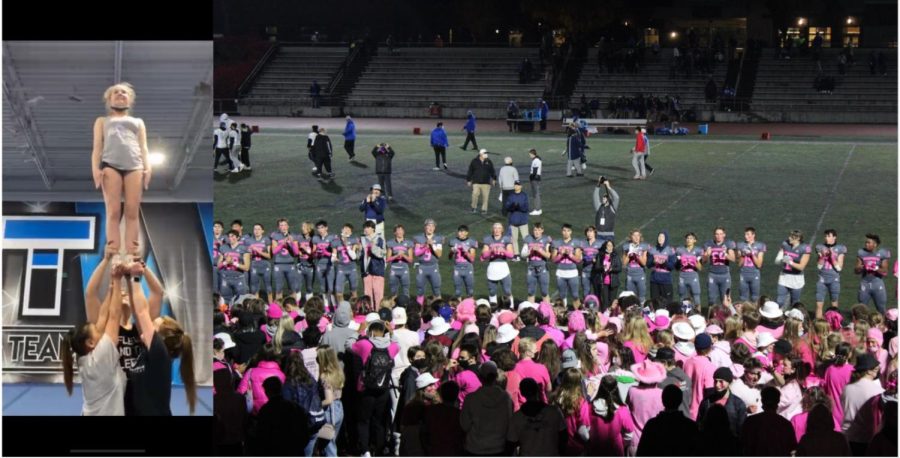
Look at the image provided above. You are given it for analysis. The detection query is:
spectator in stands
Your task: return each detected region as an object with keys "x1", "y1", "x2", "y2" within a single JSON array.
[
  {"x1": 497, "y1": 157, "x2": 519, "y2": 214},
  {"x1": 312, "y1": 127, "x2": 334, "y2": 181},
  {"x1": 239, "y1": 123, "x2": 253, "y2": 171},
  {"x1": 310, "y1": 80, "x2": 321, "y2": 108},
  {"x1": 869, "y1": 52, "x2": 878, "y2": 75},
  {"x1": 519, "y1": 58, "x2": 533, "y2": 83},
  {"x1": 506, "y1": 101, "x2": 520, "y2": 132},
  {"x1": 371, "y1": 143, "x2": 394, "y2": 201},
  {"x1": 434, "y1": 35, "x2": 444, "y2": 48},
  {"x1": 461, "y1": 111, "x2": 478, "y2": 151},
  {"x1": 430, "y1": 122, "x2": 449, "y2": 171},
  {"x1": 467, "y1": 149, "x2": 496, "y2": 214},
  {"x1": 705, "y1": 78, "x2": 718, "y2": 102},
  {"x1": 538, "y1": 98, "x2": 550, "y2": 131},
  {"x1": 385, "y1": 34, "x2": 395, "y2": 55},
  {"x1": 342, "y1": 116, "x2": 356, "y2": 161},
  {"x1": 877, "y1": 51, "x2": 888, "y2": 76}
]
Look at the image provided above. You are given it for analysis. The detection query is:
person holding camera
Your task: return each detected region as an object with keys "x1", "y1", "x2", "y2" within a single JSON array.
[
  {"x1": 371, "y1": 142, "x2": 395, "y2": 201},
  {"x1": 359, "y1": 184, "x2": 387, "y2": 237},
  {"x1": 592, "y1": 176, "x2": 620, "y2": 244}
]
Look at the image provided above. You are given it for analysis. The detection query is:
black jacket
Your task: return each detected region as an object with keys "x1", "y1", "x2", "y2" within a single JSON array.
[
  {"x1": 467, "y1": 157, "x2": 496, "y2": 184},
  {"x1": 637, "y1": 410, "x2": 699, "y2": 456},
  {"x1": 591, "y1": 250, "x2": 622, "y2": 289},
  {"x1": 372, "y1": 146, "x2": 395, "y2": 174},
  {"x1": 697, "y1": 389, "x2": 747, "y2": 437},
  {"x1": 312, "y1": 134, "x2": 333, "y2": 158}
]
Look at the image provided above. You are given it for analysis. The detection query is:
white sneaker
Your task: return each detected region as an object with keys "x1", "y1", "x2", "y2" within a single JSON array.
[
  {"x1": 432, "y1": 167, "x2": 440, "y2": 171},
  {"x1": 530, "y1": 209, "x2": 542, "y2": 216},
  {"x1": 230, "y1": 168, "x2": 240, "y2": 173},
  {"x1": 362, "y1": 453, "x2": 371, "y2": 458},
  {"x1": 244, "y1": 166, "x2": 252, "y2": 170}
]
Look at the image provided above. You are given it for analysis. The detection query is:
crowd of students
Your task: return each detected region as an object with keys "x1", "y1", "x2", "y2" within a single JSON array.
[{"x1": 213, "y1": 271, "x2": 897, "y2": 456}]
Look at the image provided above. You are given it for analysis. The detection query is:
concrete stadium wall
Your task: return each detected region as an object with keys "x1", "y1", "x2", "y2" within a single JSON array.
[{"x1": 710, "y1": 110, "x2": 897, "y2": 124}]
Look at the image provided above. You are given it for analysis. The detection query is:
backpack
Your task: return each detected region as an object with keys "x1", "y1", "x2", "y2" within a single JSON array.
[
  {"x1": 283, "y1": 380, "x2": 326, "y2": 432},
  {"x1": 362, "y1": 345, "x2": 394, "y2": 392}
]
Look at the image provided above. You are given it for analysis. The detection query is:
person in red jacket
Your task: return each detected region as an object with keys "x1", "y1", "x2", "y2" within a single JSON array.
[{"x1": 630, "y1": 126, "x2": 648, "y2": 180}]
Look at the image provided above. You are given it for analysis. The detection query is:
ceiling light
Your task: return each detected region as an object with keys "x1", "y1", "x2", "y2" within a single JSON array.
[{"x1": 149, "y1": 152, "x2": 166, "y2": 166}]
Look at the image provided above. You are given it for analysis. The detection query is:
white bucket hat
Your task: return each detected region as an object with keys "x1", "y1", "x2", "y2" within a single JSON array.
[
  {"x1": 760, "y1": 301, "x2": 784, "y2": 319},
  {"x1": 496, "y1": 323, "x2": 519, "y2": 344}
]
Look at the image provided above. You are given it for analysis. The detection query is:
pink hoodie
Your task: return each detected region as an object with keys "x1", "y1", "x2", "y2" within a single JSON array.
[
  {"x1": 450, "y1": 368, "x2": 482, "y2": 408},
  {"x1": 237, "y1": 361, "x2": 286, "y2": 415}
]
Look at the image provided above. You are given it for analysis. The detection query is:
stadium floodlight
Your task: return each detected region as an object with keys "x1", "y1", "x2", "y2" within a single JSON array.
[
  {"x1": 670, "y1": 31, "x2": 678, "y2": 39},
  {"x1": 846, "y1": 17, "x2": 854, "y2": 25},
  {"x1": 797, "y1": 17, "x2": 806, "y2": 26}
]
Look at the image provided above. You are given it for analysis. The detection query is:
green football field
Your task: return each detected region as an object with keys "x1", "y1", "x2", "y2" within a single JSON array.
[{"x1": 215, "y1": 128, "x2": 898, "y2": 310}]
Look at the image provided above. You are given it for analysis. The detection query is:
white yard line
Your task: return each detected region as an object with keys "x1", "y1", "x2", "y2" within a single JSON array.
[
  {"x1": 637, "y1": 142, "x2": 760, "y2": 232},
  {"x1": 807, "y1": 144, "x2": 857, "y2": 246}
]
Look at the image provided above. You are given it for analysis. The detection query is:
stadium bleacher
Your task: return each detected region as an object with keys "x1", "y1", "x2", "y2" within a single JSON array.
[
  {"x1": 240, "y1": 46, "x2": 349, "y2": 114},
  {"x1": 571, "y1": 48, "x2": 728, "y2": 120},
  {"x1": 749, "y1": 48, "x2": 897, "y2": 123},
  {"x1": 344, "y1": 47, "x2": 547, "y2": 119}
]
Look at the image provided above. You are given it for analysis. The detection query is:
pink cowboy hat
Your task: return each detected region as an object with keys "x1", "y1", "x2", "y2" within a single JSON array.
[
  {"x1": 457, "y1": 298, "x2": 476, "y2": 322},
  {"x1": 631, "y1": 360, "x2": 667, "y2": 385}
]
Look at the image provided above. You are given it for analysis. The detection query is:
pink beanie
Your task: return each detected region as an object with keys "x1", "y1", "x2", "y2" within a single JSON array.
[
  {"x1": 568, "y1": 311, "x2": 586, "y2": 333},
  {"x1": 457, "y1": 298, "x2": 476, "y2": 323},
  {"x1": 868, "y1": 328, "x2": 884, "y2": 347},
  {"x1": 498, "y1": 310, "x2": 517, "y2": 326},
  {"x1": 538, "y1": 301, "x2": 556, "y2": 327}
]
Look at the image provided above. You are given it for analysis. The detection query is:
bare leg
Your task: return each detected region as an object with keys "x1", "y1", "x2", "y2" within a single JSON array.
[
  {"x1": 102, "y1": 168, "x2": 124, "y2": 252},
  {"x1": 122, "y1": 170, "x2": 144, "y2": 256}
]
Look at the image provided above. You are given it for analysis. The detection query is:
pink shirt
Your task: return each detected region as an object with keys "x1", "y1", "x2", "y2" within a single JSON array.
[
  {"x1": 778, "y1": 380, "x2": 804, "y2": 420},
  {"x1": 450, "y1": 368, "x2": 482, "y2": 408},
  {"x1": 793, "y1": 338, "x2": 816, "y2": 371},
  {"x1": 790, "y1": 411, "x2": 842, "y2": 443},
  {"x1": 624, "y1": 341, "x2": 648, "y2": 364},
  {"x1": 237, "y1": 361, "x2": 286, "y2": 415},
  {"x1": 756, "y1": 324, "x2": 784, "y2": 339},
  {"x1": 627, "y1": 385, "x2": 664, "y2": 446},
  {"x1": 541, "y1": 325, "x2": 566, "y2": 348},
  {"x1": 586, "y1": 405, "x2": 635, "y2": 456},
  {"x1": 823, "y1": 363, "x2": 854, "y2": 428},
  {"x1": 563, "y1": 398, "x2": 591, "y2": 455},
  {"x1": 512, "y1": 358, "x2": 551, "y2": 403},
  {"x1": 683, "y1": 354, "x2": 715, "y2": 419},
  {"x1": 709, "y1": 341, "x2": 732, "y2": 368}
]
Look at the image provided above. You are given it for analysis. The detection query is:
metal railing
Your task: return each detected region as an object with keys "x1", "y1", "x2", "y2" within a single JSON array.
[{"x1": 236, "y1": 43, "x2": 279, "y2": 98}]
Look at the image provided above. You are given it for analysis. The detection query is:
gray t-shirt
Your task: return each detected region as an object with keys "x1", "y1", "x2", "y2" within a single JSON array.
[
  {"x1": 523, "y1": 235, "x2": 552, "y2": 267},
  {"x1": 704, "y1": 239, "x2": 736, "y2": 275},
  {"x1": 332, "y1": 236, "x2": 360, "y2": 267},
  {"x1": 483, "y1": 235, "x2": 512, "y2": 261},
  {"x1": 414, "y1": 234, "x2": 445, "y2": 267},
  {"x1": 552, "y1": 239, "x2": 581, "y2": 271},
  {"x1": 219, "y1": 243, "x2": 248, "y2": 276},
  {"x1": 676, "y1": 246, "x2": 703, "y2": 273},
  {"x1": 247, "y1": 235, "x2": 271, "y2": 265},
  {"x1": 312, "y1": 234, "x2": 335, "y2": 266},
  {"x1": 816, "y1": 244, "x2": 847, "y2": 280},
  {"x1": 449, "y1": 237, "x2": 478, "y2": 266},
  {"x1": 102, "y1": 116, "x2": 144, "y2": 171},
  {"x1": 581, "y1": 238, "x2": 604, "y2": 269},
  {"x1": 620, "y1": 242, "x2": 651, "y2": 275},
  {"x1": 387, "y1": 239, "x2": 414, "y2": 268},
  {"x1": 735, "y1": 241, "x2": 767, "y2": 273},
  {"x1": 79, "y1": 334, "x2": 127, "y2": 416},
  {"x1": 270, "y1": 232, "x2": 295, "y2": 264}
]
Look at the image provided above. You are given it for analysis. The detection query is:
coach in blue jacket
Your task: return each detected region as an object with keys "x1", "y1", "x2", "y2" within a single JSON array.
[
  {"x1": 430, "y1": 122, "x2": 450, "y2": 170},
  {"x1": 461, "y1": 111, "x2": 478, "y2": 151},
  {"x1": 342, "y1": 116, "x2": 356, "y2": 160},
  {"x1": 503, "y1": 180, "x2": 529, "y2": 261}
]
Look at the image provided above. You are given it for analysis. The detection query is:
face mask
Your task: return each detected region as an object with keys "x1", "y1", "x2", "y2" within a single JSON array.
[
  {"x1": 412, "y1": 359, "x2": 428, "y2": 370},
  {"x1": 459, "y1": 359, "x2": 472, "y2": 370}
]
